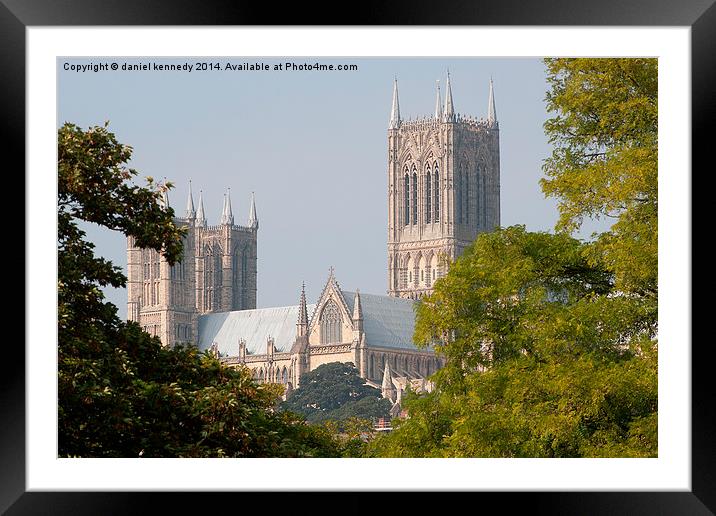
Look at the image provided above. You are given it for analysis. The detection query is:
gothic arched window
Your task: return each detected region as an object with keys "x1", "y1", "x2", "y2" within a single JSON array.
[
  {"x1": 456, "y1": 167, "x2": 463, "y2": 224},
  {"x1": 393, "y1": 255, "x2": 399, "y2": 290},
  {"x1": 403, "y1": 171, "x2": 410, "y2": 225},
  {"x1": 241, "y1": 251, "x2": 248, "y2": 302},
  {"x1": 204, "y1": 246, "x2": 213, "y2": 311},
  {"x1": 412, "y1": 169, "x2": 418, "y2": 225},
  {"x1": 213, "y1": 252, "x2": 222, "y2": 310},
  {"x1": 434, "y1": 164, "x2": 440, "y2": 222},
  {"x1": 425, "y1": 166, "x2": 432, "y2": 224},
  {"x1": 320, "y1": 300, "x2": 342, "y2": 344},
  {"x1": 464, "y1": 166, "x2": 470, "y2": 225},
  {"x1": 232, "y1": 247, "x2": 242, "y2": 310}
]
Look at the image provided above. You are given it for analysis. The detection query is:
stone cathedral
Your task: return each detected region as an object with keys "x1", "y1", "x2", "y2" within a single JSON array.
[
  {"x1": 126, "y1": 187, "x2": 259, "y2": 345},
  {"x1": 126, "y1": 72, "x2": 500, "y2": 403},
  {"x1": 388, "y1": 73, "x2": 500, "y2": 299}
]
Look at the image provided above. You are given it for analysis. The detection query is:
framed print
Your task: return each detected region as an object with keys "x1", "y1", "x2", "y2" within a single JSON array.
[{"x1": 5, "y1": 0, "x2": 710, "y2": 512}]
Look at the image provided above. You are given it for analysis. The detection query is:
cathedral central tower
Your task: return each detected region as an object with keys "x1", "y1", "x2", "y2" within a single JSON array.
[{"x1": 387, "y1": 73, "x2": 501, "y2": 299}]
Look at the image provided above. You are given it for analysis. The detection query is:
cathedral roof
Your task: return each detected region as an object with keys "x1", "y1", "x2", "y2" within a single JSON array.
[
  {"x1": 198, "y1": 304, "x2": 316, "y2": 356},
  {"x1": 197, "y1": 290, "x2": 425, "y2": 357},
  {"x1": 341, "y1": 290, "x2": 420, "y2": 350}
]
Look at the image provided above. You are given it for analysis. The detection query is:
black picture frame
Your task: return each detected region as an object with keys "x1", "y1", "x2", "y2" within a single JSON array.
[{"x1": 5, "y1": 1, "x2": 708, "y2": 513}]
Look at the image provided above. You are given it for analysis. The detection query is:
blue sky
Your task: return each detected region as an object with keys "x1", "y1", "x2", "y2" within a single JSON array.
[{"x1": 58, "y1": 57, "x2": 607, "y2": 319}]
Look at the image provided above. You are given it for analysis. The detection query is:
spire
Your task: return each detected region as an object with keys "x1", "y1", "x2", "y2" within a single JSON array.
[
  {"x1": 225, "y1": 188, "x2": 234, "y2": 226},
  {"x1": 388, "y1": 77, "x2": 401, "y2": 129},
  {"x1": 434, "y1": 80, "x2": 442, "y2": 119},
  {"x1": 487, "y1": 77, "x2": 497, "y2": 125},
  {"x1": 219, "y1": 193, "x2": 227, "y2": 224},
  {"x1": 195, "y1": 190, "x2": 207, "y2": 227},
  {"x1": 185, "y1": 180, "x2": 196, "y2": 220},
  {"x1": 352, "y1": 289, "x2": 364, "y2": 337},
  {"x1": 220, "y1": 190, "x2": 233, "y2": 226},
  {"x1": 352, "y1": 289, "x2": 363, "y2": 322},
  {"x1": 443, "y1": 70, "x2": 455, "y2": 122},
  {"x1": 248, "y1": 192, "x2": 258, "y2": 229},
  {"x1": 161, "y1": 189, "x2": 169, "y2": 209},
  {"x1": 297, "y1": 282, "x2": 309, "y2": 337},
  {"x1": 160, "y1": 177, "x2": 170, "y2": 209},
  {"x1": 381, "y1": 362, "x2": 397, "y2": 403}
]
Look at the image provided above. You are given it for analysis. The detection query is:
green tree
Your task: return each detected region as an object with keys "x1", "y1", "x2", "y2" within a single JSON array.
[
  {"x1": 368, "y1": 58, "x2": 657, "y2": 458},
  {"x1": 281, "y1": 362, "x2": 392, "y2": 426},
  {"x1": 58, "y1": 122, "x2": 340, "y2": 457},
  {"x1": 542, "y1": 58, "x2": 657, "y2": 298}
]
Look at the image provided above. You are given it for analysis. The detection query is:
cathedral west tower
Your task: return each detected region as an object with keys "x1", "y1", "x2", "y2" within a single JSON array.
[
  {"x1": 387, "y1": 73, "x2": 501, "y2": 299},
  {"x1": 127, "y1": 184, "x2": 258, "y2": 347}
]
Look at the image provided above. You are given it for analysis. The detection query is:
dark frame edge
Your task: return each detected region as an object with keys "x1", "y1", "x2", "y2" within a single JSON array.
[
  {"x1": 0, "y1": 1, "x2": 27, "y2": 514},
  {"x1": 691, "y1": 0, "x2": 716, "y2": 512},
  {"x1": 5, "y1": 0, "x2": 712, "y2": 513}
]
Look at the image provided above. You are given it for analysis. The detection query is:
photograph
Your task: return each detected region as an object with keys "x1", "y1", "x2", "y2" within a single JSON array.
[
  {"x1": 56, "y1": 55, "x2": 658, "y2": 460},
  {"x1": 4, "y1": 8, "x2": 704, "y2": 509}
]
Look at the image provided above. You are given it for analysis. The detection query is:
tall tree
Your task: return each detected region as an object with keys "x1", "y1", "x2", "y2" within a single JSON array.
[
  {"x1": 542, "y1": 58, "x2": 658, "y2": 298},
  {"x1": 368, "y1": 59, "x2": 658, "y2": 458},
  {"x1": 58, "y1": 122, "x2": 339, "y2": 457},
  {"x1": 281, "y1": 362, "x2": 391, "y2": 427}
]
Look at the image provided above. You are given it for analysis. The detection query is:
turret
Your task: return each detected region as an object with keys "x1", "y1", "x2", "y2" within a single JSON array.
[
  {"x1": 381, "y1": 361, "x2": 397, "y2": 403},
  {"x1": 296, "y1": 283, "x2": 309, "y2": 338},
  {"x1": 195, "y1": 190, "x2": 207, "y2": 228},
  {"x1": 266, "y1": 336, "x2": 275, "y2": 360},
  {"x1": 185, "y1": 180, "x2": 196, "y2": 221},
  {"x1": 160, "y1": 177, "x2": 170, "y2": 209},
  {"x1": 487, "y1": 77, "x2": 498, "y2": 127},
  {"x1": 443, "y1": 71, "x2": 455, "y2": 122},
  {"x1": 352, "y1": 289, "x2": 363, "y2": 335},
  {"x1": 434, "y1": 80, "x2": 442, "y2": 119},
  {"x1": 248, "y1": 192, "x2": 259, "y2": 229},
  {"x1": 388, "y1": 78, "x2": 401, "y2": 129},
  {"x1": 220, "y1": 189, "x2": 234, "y2": 226},
  {"x1": 238, "y1": 339, "x2": 247, "y2": 361}
]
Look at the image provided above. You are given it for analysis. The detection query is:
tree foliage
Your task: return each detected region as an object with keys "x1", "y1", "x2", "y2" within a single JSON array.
[
  {"x1": 281, "y1": 362, "x2": 391, "y2": 426},
  {"x1": 541, "y1": 58, "x2": 658, "y2": 297},
  {"x1": 58, "y1": 122, "x2": 339, "y2": 457},
  {"x1": 368, "y1": 58, "x2": 658, "y2": 458}
]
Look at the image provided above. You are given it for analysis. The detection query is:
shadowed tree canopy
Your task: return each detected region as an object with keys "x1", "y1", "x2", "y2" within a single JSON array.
[
  {"x1": 367, "y1": 58, "x2": 658, "y2": 458},
  {"x1": 58, "y1": 122, "x2": 340, "y2": 457},
  {"x1": 280, "y1": 362, "x2": 391, "y2": 426}
]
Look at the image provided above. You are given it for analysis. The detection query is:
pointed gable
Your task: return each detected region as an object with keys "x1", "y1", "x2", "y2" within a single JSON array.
[{"x1": 308, "y1": 269, "x2": 355, "y2": 345}]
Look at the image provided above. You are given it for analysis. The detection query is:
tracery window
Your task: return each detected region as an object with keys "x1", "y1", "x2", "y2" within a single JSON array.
[
  {"x1": 464, "y1": 168, "x2": 470, "y2": 225},
  {"x1": 434, "y1": 164, "x2": 440, "y2": 222},
  {"x1": 204, "y1": 246, "x2": 221, "y2": 311},
  {"x1": 204, "y1": 250, "x2": 213, "y2": 311},
  {"x1": 411, "y1": 169, "x2": 418, "y2": 225},
  {"x1": 425, "y1": 166, "x2": 432, "y2": 223},
  {"x1": 404, "y1": 170, "x2": 410, "y2": 225},
  {"x1": 456, "y1": 167, "x2": 463, "y2": 224},
  {"x1": 232, "y1": 247, "x2": 242, "y2": 310},
  {"x1": 320, "y1": 299, "x2": 342, "y2": 344},
  {"x1": 241, "y1": 251, "x2": 248, "y2": 303}
]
